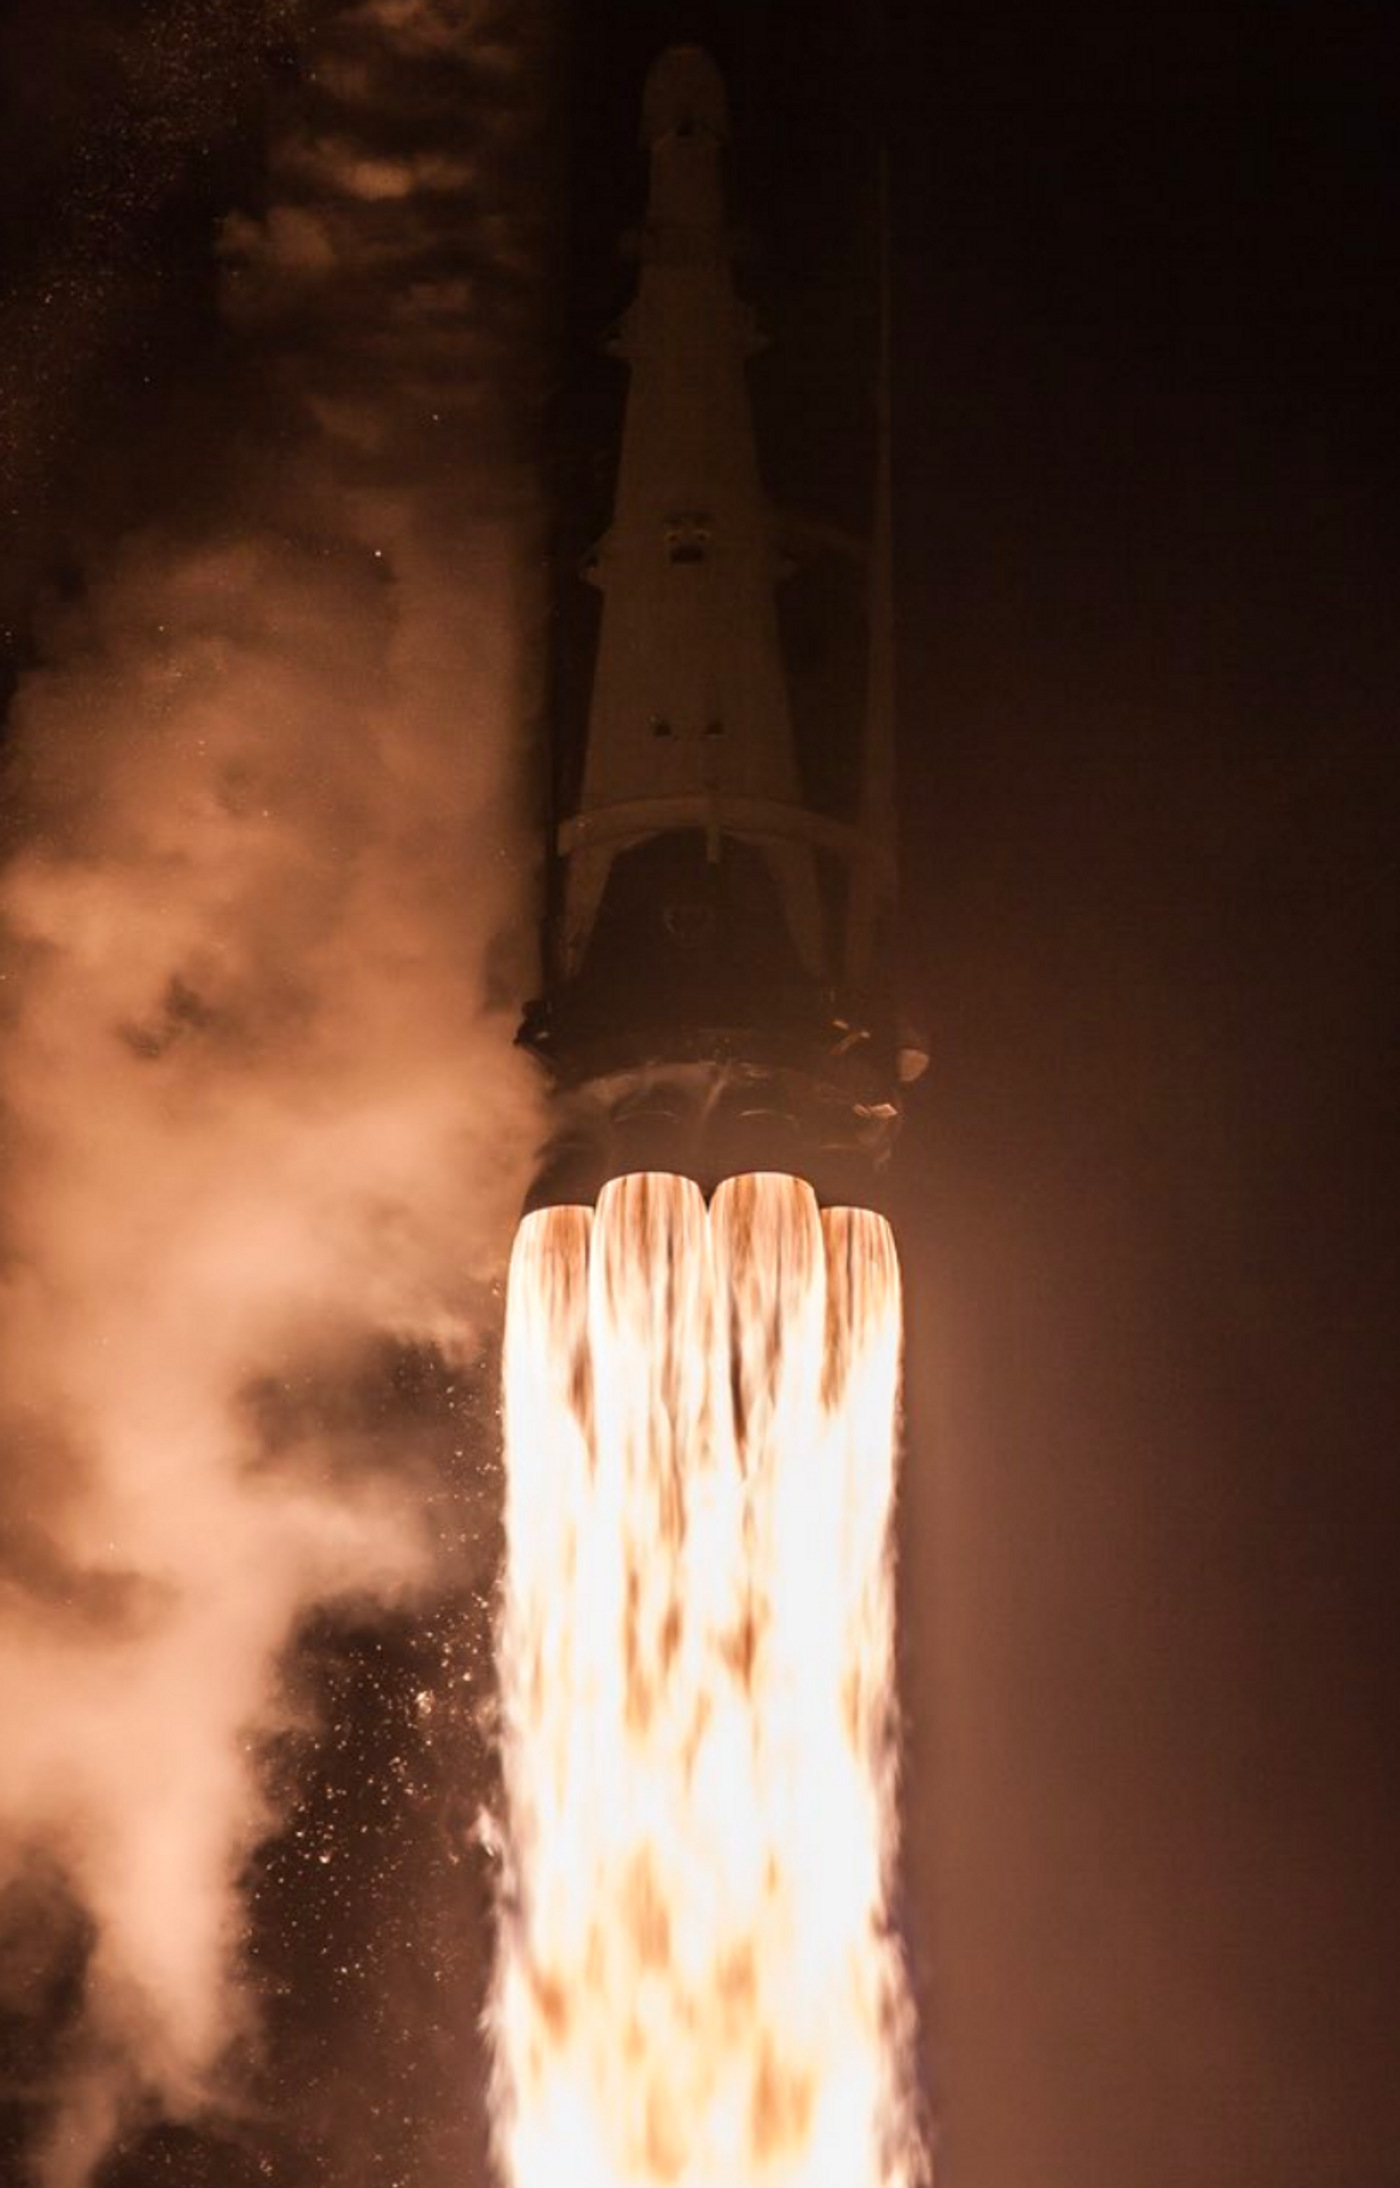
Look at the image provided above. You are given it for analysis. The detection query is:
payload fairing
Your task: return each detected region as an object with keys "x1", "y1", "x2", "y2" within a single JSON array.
[{"x1": 523, "y1": 46, "x2": 924, "y2": 1204}]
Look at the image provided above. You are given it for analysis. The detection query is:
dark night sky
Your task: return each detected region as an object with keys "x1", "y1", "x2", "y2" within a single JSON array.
[
  {"x1": 882, "y1": 15, "x2": 1395, "y2": 2188},
  {"x1": 2, "y1": 4, "x2": 1396, "y2": 2188}
]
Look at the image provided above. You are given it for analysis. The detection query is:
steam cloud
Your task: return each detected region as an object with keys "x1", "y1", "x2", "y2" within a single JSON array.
[{"x1": 0, "y1": 3, "x2": 545, "y2": 2180}]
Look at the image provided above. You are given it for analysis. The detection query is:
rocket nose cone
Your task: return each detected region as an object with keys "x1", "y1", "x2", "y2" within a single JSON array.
[{"x1": 641, "y1": 45, "x2": 729, "y2": 147}]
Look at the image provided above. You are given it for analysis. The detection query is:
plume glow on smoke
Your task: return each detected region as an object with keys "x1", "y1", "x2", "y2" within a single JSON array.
[
  {"x1": 0, "y1": 3, "x2": 545, "y2": 2182},
  {"x1": 494, "y1": 1172, "x2": 925, "y2": 2188}
]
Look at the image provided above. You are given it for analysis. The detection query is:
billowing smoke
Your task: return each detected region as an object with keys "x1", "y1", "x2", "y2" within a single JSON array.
[{"x1": 0, "y1": 3, "x2": 546, "y2": 2181}]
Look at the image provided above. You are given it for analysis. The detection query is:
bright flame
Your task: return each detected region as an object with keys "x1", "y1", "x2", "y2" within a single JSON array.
[{"x1": 493, "y1": 1171, "x2": 925, "y2": 2188}]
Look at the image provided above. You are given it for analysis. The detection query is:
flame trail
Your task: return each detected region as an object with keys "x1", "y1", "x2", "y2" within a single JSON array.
[{"x1": 494, "y1": 1171, "x2": 924, "y2": 2188}]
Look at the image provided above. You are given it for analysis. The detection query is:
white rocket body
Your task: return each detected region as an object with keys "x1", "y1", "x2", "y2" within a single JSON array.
[{"x1": 525, "y1": 47, "x2": 920, "y2": 1206}]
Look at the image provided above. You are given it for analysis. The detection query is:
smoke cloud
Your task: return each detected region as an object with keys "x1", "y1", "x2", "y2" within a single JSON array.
[{"x1": 0, "y1": 3, "x2": 546, "y2": 2180}]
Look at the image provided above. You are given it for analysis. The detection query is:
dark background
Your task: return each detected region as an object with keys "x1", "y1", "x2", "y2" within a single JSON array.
[
  {"x1": 882, "y1": 14, "x2": 1395, "y2": 2188},
  {"x1": 2, "y1": 3, "x2": 1396, "y2": 2186}
]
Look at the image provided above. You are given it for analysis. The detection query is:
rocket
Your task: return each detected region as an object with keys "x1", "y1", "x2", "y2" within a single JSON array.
[{"x1": 522, "y1": 44, "x2": 926, "y2": 1206}]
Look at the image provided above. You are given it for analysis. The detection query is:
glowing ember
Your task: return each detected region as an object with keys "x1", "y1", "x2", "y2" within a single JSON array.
[{"x1": 493, "y1": 1171, "x2": 924, "y2": 2188}]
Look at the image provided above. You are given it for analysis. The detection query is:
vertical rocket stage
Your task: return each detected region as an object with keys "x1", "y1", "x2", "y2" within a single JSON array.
[{"x1": 523, "y1": 46, "x2": 925, "y2": 1206}]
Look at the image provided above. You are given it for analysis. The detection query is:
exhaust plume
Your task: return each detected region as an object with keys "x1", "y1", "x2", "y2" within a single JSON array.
[
  {"x1": 0, "y1": 2, "x2": 546, "y2": 2180},
  {"x1": 493, "y1": 1173, "x2": 926, "y2": 2188}
]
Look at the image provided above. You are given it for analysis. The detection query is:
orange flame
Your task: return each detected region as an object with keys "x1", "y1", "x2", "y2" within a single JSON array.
[{"x1": 494, "y1": 1172, "x2": 924, "y2": 2187}]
